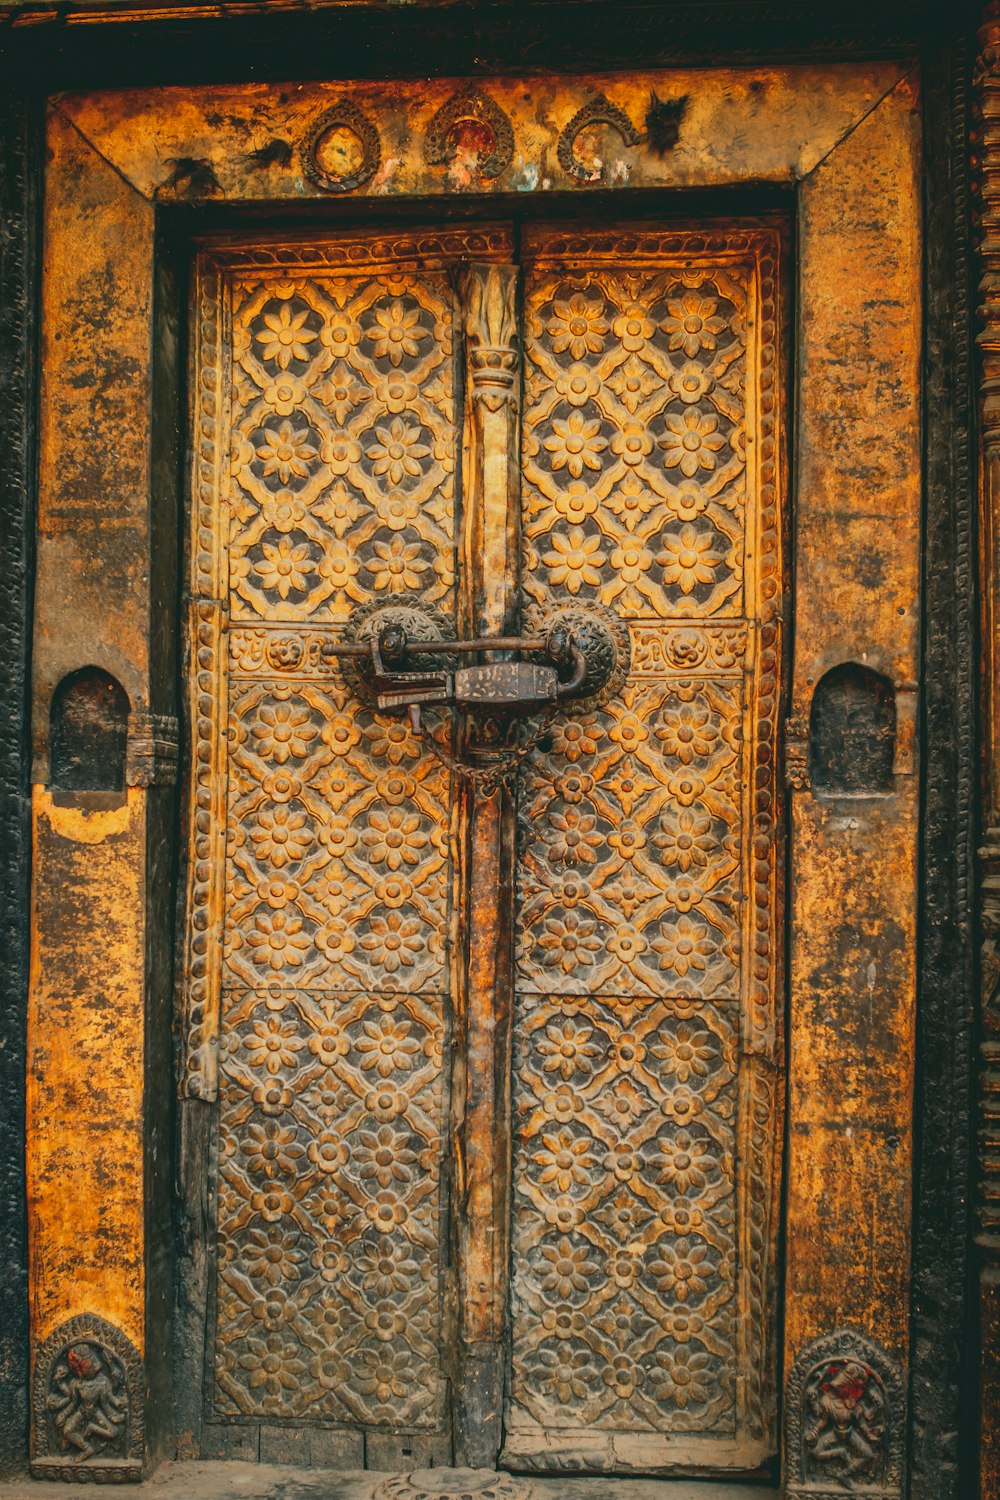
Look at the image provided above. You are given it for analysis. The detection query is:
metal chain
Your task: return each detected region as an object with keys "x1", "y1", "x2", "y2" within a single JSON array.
[{"x1": 417, "y1": 704, "x2": 559, "y2": 797}]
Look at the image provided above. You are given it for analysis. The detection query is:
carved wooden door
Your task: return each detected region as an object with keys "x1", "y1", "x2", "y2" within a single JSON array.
[{"x1": 183, "y1": 221, "x2": 785, "y2": 1476}]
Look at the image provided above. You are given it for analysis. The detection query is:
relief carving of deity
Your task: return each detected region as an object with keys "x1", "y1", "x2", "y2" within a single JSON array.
[{"x1": 47, "y1": 1342, "x2": 130, "y2": 1461}]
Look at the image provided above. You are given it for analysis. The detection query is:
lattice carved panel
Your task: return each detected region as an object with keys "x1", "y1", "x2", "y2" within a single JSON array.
[
  {"x1": 508, "y1": 228, "x2": 783, "y2": 1467},
  {"x1": 184, "y1": 223, "x2": 783, "y2": 1468},
  {"x1": 187, "y1": 230, "x2": 514, "y2": 1432},
  {"x1": 228, "y1": 269, "x2": 457, "y2": 623}
]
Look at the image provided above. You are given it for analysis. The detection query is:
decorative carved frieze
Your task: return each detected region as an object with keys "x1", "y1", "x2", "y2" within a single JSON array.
[
  {"x1": 31, "y1": 1315, "x2": 144, "y2": 1483},
  {"x1": 976, "y1": 0, "x2": 1000, "y2": 1268},
  {"x1": 784, "y1": 1328, "x2": 904, "y2": 1500}
]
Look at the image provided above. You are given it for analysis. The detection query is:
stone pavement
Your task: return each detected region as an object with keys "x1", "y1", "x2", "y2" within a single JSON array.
[{"x1": 0, "y1": 1462, "x2": 779, "y2": 1500}]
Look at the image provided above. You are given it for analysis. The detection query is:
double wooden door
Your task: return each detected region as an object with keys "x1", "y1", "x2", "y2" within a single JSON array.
[{"x1": 185, "y1": 219, "x2": 785, "y2": 1475}]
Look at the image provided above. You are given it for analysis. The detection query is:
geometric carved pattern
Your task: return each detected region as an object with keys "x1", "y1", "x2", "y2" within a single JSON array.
[
  {"x1": 784, "y1": 1328, "x2": 904, "y2": 1499},
  {"x1": 186, "y1": 223, "x2": 782, "y2": 1468},
  {"x1": 31, "y1": 1315, "x2": 144, "y2": 1483},
  {"x1": 508, "y1": 228, "x2": 783, "y2": 1464},
  {"x1": 196, "y1": 232, "x2": 514, "y2": 1430}
]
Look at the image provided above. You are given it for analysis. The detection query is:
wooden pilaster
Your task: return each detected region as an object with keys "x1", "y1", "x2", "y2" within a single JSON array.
[{"x1": 453, "y1": 262, "x2": 521, "y2": 1467}]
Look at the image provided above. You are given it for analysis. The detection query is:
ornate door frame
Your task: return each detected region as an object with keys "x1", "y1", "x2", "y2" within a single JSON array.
[{"x1": 27, "y1": 64, "x2": 920, "y2": 1494}]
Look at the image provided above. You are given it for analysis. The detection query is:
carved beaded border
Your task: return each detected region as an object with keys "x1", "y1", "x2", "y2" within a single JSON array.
[
  {"x1": 742, "y1": 230, "x2": 785, "y2": 1446},
  {"x1": 180, "y1": 260, "x2": 230, "y2": 1101},
  {"x1": 202, "y1": 227, "x2": 516, "y2": 273}
]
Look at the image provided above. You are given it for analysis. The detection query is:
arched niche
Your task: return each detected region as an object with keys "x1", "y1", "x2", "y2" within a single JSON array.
[
  {"x1": 808, "y1": 662, "x2": 896, "y2": 795},
  {"x1": 50, "y1": 667, "x2": 130, "y2": 792}
]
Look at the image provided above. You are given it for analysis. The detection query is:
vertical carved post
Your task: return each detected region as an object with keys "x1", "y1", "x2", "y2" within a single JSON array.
[
  {"x1": 975, "y1": 8, "x2": 1000, "y2": 1491},
  {"x1": 453, "y1": 263, "x2": 520, "y2": 1467},
  {"x1": 459, "y1": 262, "x2": 521, "y2": 638}
]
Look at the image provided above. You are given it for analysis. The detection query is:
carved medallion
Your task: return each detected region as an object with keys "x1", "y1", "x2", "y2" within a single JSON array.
[
  {"x1": 373, "y1": 1470, "x2": 533, "y2": 1500},
  {"x1": 557, "y1": 93, "x2": 640, "y2": 182},
  {"x1": 302, "y1": 100, "x2": 381, "y2": 193},
  {"x1": 31, "y1": 1315, "x2": 144, "y2": 1482},
  {"x1": 425, "y1": 86, "x2": 514, "y2": 183},
  {"x1": 344, "y1": 594, "x2": 455, "y2": 706},
  {"x1": 527, "y1": 602, "x2": 630, "y2": 711},
  {"x1": 785, "y1": 1329, "x2": 904, "y2": 1499}
]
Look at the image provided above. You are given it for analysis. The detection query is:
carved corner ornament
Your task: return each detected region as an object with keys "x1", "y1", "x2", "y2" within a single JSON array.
[
  {"x1": 302, "y1": 99, "x2": 381, "y2": 193},
  {"x1": 424, "y1": 85, "x2": 514, "y2": 183},
  {"x1": 557, "y1": 92, "x2": 640, "y2": 182},
  {"x1": 31, "y1": 1315, "x2": 144, "y2": 1483},
  {"x1": 784, "y1": 1329, "x2": 904, "y2": 1500},
  {"x1": 784, "y1": 714, "x2": 810, "y2": 791},
  {"x1": 125, "y1": 710, "x2": 179, "y2": 788}
]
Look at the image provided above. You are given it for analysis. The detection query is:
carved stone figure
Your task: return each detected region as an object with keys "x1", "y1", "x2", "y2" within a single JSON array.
[
  {"x1": 804, "y1": 1357, "x2": 886, "y2": 1479},
  {"x1": 32, "y1": 1315, "x2": 144, "y2": 1481},
  {"x1": 48, "y1": 1343, "x2": 129, "y2": 1460},
  {"x1": 785, "y1": 1329, "x2": 904, "y2": 1498}
]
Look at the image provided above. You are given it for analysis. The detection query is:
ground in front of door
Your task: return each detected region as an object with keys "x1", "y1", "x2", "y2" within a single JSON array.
[{"x1": 0, "y1": 1462, "x2": 778, "y2": 1499}]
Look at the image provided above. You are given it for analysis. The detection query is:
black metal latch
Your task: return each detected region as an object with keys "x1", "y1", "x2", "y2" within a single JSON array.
[
  {"x1": 325, "y1": 602, "x2": 624, "y2": 734},
  {"x1": 361, "y1": 622, "x2": 587, "y2": 729}
]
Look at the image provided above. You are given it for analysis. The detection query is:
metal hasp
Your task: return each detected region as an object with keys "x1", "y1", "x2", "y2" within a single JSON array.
[
  {"x1": 454, "y1": 661, "x2": 559, "y2": 709},
  {"x1": 340, "y1": 602, "x2": 600, "y2": 729}
]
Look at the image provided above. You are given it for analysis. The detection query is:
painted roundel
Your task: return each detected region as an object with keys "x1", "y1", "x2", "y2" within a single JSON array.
[{"x1": 303, "y1": 100, "x2": 381, "y2": 193}]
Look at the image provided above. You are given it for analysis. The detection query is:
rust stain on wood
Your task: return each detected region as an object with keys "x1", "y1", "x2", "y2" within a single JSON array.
[{"x1": 27, "y1": 788, "x2": 147, "y2": 1353}]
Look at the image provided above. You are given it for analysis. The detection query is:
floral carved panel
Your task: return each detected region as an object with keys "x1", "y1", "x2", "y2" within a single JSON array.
[
  {"x1": 188, "y1": 230, "x2": 513, "y2": 1432},
  {"x1": 506, "y1": 227, "x2": 784, "y2": 1469},
  {"x1": 184, "y1": 222, "x2": 784, "y2": 1467}
]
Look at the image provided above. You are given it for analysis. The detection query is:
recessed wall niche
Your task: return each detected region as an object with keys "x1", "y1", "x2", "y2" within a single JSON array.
[
  {"x1": 49, "y1": 667, "x2": 130, "y2": 793},
  {"x1": 808, "y1": 662, "x2": 896, "y2": 796}
]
